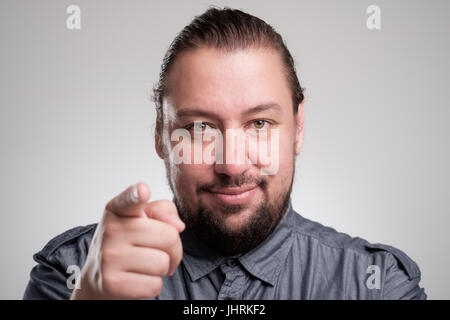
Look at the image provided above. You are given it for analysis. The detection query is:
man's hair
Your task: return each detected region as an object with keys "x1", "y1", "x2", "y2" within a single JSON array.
[{"x1": 152, "y1": 7, "x2": 304, "y2": 128}]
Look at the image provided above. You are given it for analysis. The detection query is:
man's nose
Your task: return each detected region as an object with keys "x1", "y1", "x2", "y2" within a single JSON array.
[
  {"x1": 213, "y1": 131, "x2": 250, "y2": 176},
  {"x1": 214, "y1": 161, "x2": 249, "y2": 176}
]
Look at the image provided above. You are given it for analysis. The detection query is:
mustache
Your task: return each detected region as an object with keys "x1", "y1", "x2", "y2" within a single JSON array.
[{"x1": 197, "y1": 175, "x2": 267, "y2": 193}]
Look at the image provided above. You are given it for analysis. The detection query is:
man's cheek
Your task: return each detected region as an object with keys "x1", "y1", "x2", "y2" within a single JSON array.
[
  {"x1": 167, "y1": 128, "x2": 192, "y2": 165},
  {"x1": 247, "y1": 128, "x2": 280, "y2": 175}
]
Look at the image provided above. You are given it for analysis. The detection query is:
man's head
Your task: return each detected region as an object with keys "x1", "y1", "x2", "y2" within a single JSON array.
[{"x1": 153, "y1": 7, "x2": 305, "y2": 255}]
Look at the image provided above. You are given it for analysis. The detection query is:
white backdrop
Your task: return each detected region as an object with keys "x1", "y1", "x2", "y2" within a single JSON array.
[{"x1": 0, "y1": 0, "x2": 449, "y2": 299}]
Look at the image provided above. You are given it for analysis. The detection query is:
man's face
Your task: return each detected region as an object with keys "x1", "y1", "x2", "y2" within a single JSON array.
[{"x1": 157, "y1": 47, "x2": 304, "y2": 254}]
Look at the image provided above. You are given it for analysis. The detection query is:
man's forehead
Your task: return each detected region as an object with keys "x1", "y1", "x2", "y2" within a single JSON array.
[
  {"x1": 163, "y1": 47, "x2": 291, "y2": 120},
  {"x1": 169, "y1": 46, "x2": 283, "y2": 75}
]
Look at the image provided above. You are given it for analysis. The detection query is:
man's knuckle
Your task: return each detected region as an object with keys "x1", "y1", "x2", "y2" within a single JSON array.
[
  {"x1": 160, "y1": 199, "x2": 176, "y2": 209},
  {"x1": 103, "y1": 223, "x2": 121, "y2": 238},
  {"x1": 105, "y1": 201, "x2": 113, "y2": 212},
  {"x1": 149, "y1": 199, "x2": 176, "y2": 214},
  {"x1": 164, "y1": 226, "x2": 179, "y2": 247},
  {"x1": 175, "y1": 245, "x2": 183, "y2": 264},
  {"x1": 148, "y1": 277, "x2": 163, "y2": 297},
  {"x1": 102, "y1": 247, "x2": 121, "y2": 264},
  {"x1": 102, "y1": 273, "x2": 120, "y2": 294},
  {"x1": 156, "y1": 252, "x2": 170, "y2": 275}
]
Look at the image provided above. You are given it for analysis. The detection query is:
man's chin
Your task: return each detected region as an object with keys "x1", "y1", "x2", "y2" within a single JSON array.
[
  {"x1": 213, "y1": 207, "x2": 256, "y2": 232},
  {"x1": 175, "y1": 186, "x2": 290, "y2": 255}
]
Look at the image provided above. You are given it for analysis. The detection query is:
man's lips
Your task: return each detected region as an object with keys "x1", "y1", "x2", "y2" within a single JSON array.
[
  {"x1": 207, "y1": 185, "x2": 259, "y2": 205},
  {"x1": 209, "y1": 185, "x2": 258, "y2": 195}
]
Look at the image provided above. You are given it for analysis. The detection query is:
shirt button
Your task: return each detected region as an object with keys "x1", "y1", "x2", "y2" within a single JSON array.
[{"x1": 226, "y1": 258, "x2": 237, "y2": 267}]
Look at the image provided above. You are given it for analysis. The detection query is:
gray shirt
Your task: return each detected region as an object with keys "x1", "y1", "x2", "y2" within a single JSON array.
[{"x1": 23, "y1": 201, "x2": 426, "y2": 299}]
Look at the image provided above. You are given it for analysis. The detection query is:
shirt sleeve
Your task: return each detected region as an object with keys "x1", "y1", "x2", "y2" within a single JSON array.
[
  {"x1": 377, "y1": 245, "x2": 427, "y2": 300},
  {"x1": 23, "y1": 251, "x2": 72, "y2": 300},
  {"x1": 23, "y1": 224, "x2": 96, "y2": 300}
]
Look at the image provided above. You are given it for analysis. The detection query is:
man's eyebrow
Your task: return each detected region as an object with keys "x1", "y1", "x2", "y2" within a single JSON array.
[
  {"x1": 176, "y1": 103, "x2": 281, "y2": 119},
  {"x1": 242, "y1": 103, "x2": 281, "y2": 116},
  {"x1": 176, "y1": 109, "x2": 219, "y2": 119}
]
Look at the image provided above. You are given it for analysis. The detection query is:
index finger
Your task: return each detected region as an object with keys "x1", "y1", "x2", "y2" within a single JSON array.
[{"x1": 106, "y1": 182, "x2": 151, "y2": 217}]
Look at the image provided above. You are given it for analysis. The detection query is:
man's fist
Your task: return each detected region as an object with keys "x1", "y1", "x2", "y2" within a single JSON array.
[{"x1": 70, "y1": 182, "x2": 185, "y2": 299}]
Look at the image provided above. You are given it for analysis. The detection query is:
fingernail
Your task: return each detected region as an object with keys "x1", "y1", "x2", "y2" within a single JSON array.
[{"x1": 130, "y1": 184, "x2": 139, "y2": 203}]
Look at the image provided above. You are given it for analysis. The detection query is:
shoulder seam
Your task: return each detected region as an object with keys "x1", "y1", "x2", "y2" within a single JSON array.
[
  {"x1": 290, "y1": 212, "x2": 372, "y2": 256},
  {"x1": 365, "y1": 242, "x2": 421, "y2": 280},
  {"x1": 291, "y1": 228, "x2": 372, "y2": 257},
  {"x1": 40, "y1": 223, "x2": 97, "y2": 259}
]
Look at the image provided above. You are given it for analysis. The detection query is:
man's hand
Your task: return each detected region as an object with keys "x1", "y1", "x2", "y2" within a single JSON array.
[{"x1": 70, "y1": 182, "x2": 185, "y2": 299}]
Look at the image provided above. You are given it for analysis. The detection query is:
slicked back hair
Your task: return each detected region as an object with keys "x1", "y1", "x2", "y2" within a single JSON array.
[{"x1": 152, "y1": 7, "x2": 304, "y2": 130}]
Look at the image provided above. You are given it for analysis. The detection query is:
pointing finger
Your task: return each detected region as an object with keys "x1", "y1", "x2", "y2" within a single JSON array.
[{"x1": 106, "y1": 182, "x2": 151, "y2": 217}]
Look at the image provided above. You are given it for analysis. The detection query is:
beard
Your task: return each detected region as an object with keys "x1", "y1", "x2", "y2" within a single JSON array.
[{"x1": 171, "y1": 171, "x2": 294, "y2": 255}]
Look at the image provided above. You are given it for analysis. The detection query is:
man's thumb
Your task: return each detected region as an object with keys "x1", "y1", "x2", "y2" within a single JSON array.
[{"x1": 144, "y1": 200, "x2": 185, "y2": 233}]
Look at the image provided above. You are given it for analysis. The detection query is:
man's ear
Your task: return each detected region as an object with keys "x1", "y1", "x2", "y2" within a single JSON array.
[
  {"x1": 294, "y1": 100, "x2": 305, "y2": 155},
  {"x1": 155, "y1": 122, "x2": 165, "y2": 159}
]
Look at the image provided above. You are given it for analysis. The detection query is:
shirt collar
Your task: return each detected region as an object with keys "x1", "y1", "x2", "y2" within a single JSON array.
[{"x1": 181, "y1": 199, "x2": 296, "y2": 286}]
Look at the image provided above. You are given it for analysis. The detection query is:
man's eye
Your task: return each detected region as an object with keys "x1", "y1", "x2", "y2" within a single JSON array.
[
  {"x1": 250, "y1": 119, "x2": 269, "y2": 130},
  {"x1": 187, "y1": 122, "x2": 212, "y2": 132}
]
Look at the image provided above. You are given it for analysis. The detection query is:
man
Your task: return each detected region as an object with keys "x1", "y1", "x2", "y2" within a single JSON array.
[{"x1": 23, "y1": 7, "x2": 426, "y2": 300}]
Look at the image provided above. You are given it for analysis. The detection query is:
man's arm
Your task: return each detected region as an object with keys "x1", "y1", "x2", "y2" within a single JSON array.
[
  {"x1": 365, "y1": 243, "x2": 427, "y2": 300},
  {"x1": 381, "y1": 251, "x2": 427, "y2": 300},
  {"x1": 23, "y1": 252, "x2": 72, "y2": 300},
  {"x1": 23, "y1": 224, "x2": 97, "y2": 300}
]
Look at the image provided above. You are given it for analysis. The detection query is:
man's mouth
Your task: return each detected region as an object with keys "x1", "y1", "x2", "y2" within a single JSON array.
[{"x1": 207, "y1": 185, "x2": 258, "y2": 206}]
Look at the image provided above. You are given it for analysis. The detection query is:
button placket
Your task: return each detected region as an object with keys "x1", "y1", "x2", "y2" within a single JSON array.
[{"x1": 218, "y1": 260, "x2": 246, "y2": 300}]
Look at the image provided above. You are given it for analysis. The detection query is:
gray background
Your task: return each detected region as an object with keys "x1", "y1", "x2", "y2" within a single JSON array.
[{"x1": 1, "y1": 0, "x2": 449, "y2": 299}]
